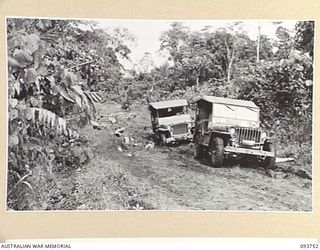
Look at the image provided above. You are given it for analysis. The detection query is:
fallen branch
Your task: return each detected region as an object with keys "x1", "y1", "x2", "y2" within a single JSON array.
[
  {"x1": 276, "y1": 157, "x2": 295, "y2": 163},
  {"x1": 66, "y1": 60, "x2": 95, "y2": 71}
]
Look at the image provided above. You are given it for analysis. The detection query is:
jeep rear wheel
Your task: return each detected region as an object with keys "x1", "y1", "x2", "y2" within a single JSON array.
[
  {"x1": 262, "y1": 142, "x2": 276, "y2": 169},
  {"x1": 209, "y1": 137, "x2": 224, "y2": 168}
]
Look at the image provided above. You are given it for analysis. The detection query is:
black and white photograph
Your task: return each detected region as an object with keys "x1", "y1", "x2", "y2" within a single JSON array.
[{"x1": 6, "y1": 17, "x2": 314, "y2": 211}]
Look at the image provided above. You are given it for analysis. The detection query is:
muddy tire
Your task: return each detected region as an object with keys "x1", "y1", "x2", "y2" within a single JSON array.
[
  {"x1": 193, "y1": 133, "x2": 202, "y2": 159},
  {"x1": 209, "y1": 137, "x2": 224, "y2": 168},
  {"x1": 262, "y1": 142, "x2": 276, "y2": 169}
]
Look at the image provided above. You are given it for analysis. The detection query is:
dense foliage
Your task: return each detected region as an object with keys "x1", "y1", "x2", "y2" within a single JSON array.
[{"x1": 6, "y1": 18, "x2": 133, "y2": 210}]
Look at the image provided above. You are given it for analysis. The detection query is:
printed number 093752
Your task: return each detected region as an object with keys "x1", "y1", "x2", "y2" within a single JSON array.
[{"x1": 300, "y1": 244, "x2": 319, "y2": 249}]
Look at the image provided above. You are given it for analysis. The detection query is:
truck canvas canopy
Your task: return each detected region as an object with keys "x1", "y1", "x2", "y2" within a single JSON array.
[
  {"x1": 195, "y1": 95, "x2": 260, "y2": 127},
  {"x1": 195, "y1": 96, "x2": 258, "y2": 109},
  {"x1": 212, "y1": 103, "x2": 259, "y2": 122}
]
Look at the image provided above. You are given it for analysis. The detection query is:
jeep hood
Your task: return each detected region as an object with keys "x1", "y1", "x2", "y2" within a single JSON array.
[{"x1": 158, "y1": 114, "x2": 192, "y2": 126}]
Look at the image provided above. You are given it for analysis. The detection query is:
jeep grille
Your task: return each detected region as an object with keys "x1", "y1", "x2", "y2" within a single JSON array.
[
  {"x1": 172, "y1": 124, "x2": 188, "y2": 135},
  {"x1": 236, "y1": 128, "x2": 261, "y2": 144}
]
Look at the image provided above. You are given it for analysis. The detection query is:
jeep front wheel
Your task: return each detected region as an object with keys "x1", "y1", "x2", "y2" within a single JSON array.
[
  {"x1": 262, "y1": 142, "x2": 276, "y2": 169},
  {"x1": 209, "y1": 137, "x2": 224, "y2": 168}
]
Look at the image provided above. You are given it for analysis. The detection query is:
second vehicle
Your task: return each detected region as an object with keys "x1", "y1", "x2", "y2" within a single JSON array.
[{"x1": 148, "y1": 99, "x2": 193, "y2": 145}]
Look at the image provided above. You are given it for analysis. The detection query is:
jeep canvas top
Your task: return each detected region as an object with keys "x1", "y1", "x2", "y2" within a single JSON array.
[
  {"x1": 149, "y1": 99, "x2": 188, "y2": 110},
  {"x1": 195, "y1": 96, "x2": 260, "y2": 128}
]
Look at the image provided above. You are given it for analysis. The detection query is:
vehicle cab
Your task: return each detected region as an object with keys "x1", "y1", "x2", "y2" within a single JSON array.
[{"x1": 148, "y1": 99, "x2": 193, "y2": 145}]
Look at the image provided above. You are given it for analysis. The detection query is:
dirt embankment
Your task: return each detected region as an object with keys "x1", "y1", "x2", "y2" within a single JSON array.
[{"x1": 47, "y1": 102, "x2": 312, "y2": 211}]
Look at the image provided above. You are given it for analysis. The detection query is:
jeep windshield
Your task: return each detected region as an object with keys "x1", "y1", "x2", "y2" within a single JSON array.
[{"x1": 157, "y1": 106, "x2": 186, "y2": 118}]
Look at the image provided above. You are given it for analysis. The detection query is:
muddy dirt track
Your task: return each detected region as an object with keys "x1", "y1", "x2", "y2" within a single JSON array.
[{"x1": 52, "y1": 102, "x2": 312, "y2": 211}]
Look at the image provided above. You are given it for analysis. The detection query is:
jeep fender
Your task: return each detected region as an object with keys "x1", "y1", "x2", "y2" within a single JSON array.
[
  {"x1": 208, "y1": 131, "x2": 231, "y2": 147},
  {"x1": 263, "y1": 138, "x2": 274, "y2": 144}
]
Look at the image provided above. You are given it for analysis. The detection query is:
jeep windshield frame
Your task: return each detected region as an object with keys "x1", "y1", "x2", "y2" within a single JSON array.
[{"x1": 157, "y1": 105, "x2": 187, "y2": 118}]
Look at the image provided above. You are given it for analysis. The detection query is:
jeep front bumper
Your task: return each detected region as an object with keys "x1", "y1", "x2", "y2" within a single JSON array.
[
  {"x1": 224, "y1": 146, "x2": 275, "y2": 157},
  {"x1": 166, "y1": 134, "x2": 193, "y2": 143}
]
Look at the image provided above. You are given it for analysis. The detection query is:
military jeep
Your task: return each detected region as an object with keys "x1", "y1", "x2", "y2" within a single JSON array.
[
  {"x1": 148, "y1": 99, "x2": 193, "y2": 145},
  {"x1": 193, "y1": 96, "x2": 276, "y2": 169}
]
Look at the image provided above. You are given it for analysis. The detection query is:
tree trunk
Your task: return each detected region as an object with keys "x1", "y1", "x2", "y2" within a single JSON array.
[
  {"x1": 227, "y1": 50, "x2": 234, "y2": 84},
  {"x1": 196, "y1": 69, "x2": 201, "y2": 89},
  {"x1": 256, "y1": 25, "x2": 261, "y2": 64},
  {"x1": 225, "y1": 40, "x2": 235, "y2": 84}
]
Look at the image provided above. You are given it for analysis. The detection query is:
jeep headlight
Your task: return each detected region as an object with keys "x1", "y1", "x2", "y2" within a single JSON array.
[
  {"x1": 251, "y1": 122, "x2": 258, "y2": 128},
  {"x1": 261, "y1": 132, "x2": 267, "y2": 139},
  {"x1": 229, "y1": 128, "x2": 236, "y2": 135}
]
